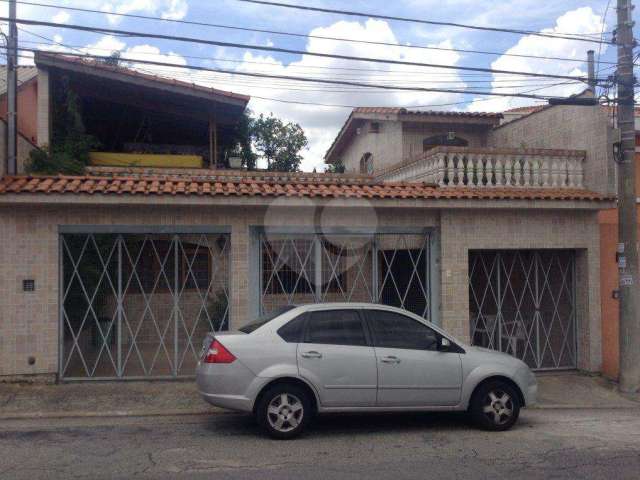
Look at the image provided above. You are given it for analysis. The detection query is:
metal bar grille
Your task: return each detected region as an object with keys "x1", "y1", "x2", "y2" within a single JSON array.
[
  {"x1": 60, "y1": 233, "x2": 230, "y2": 379},
  {"x1": 259, "y1": 232, "x2": 430, "y2": 319},
  {"x1": 469, "y1": 250, "x2": 576, "y2": 370}
]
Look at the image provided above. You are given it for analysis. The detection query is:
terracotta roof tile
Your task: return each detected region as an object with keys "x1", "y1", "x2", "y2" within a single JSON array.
[{"x1": 0, "y1": 174, "x2": 611, "y2": 203}]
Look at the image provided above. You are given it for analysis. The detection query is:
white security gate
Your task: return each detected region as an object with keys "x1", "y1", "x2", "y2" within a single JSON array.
[
  {"x1": 469, "y1": 250, "x2": 576, "y2": 370},
  {"x1": 259, "y1": 231, "x2": 431, "y2": 319},
  {"x1": 60, "y1": 231, "x2": 230, "y2": 379}
]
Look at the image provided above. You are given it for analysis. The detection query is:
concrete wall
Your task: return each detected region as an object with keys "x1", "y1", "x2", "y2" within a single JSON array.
[
  {"x1": 488, "y1": 104, "x2": 615, "y2": 195},
  {"x1": 340, "y1": 120, "x2": 404, "y2": 174},
  {"x1": 440, "y1": 209, "x2": 602, "y2": 372},
  {"x1": 0, "y1": 77, "x2": 39, "y2": 144},
  {"x1": 0, "y1": 120, "x2": 38, "y2": 177}
]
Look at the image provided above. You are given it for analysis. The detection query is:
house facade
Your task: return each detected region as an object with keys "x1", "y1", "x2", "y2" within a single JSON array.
[{"x1": 0, "y1": 55, "x2": 614, "y2": 382}]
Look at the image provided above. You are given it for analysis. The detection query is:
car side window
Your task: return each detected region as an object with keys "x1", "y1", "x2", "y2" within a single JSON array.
[
  {"x1": 305, "y1": 310, "x2": 367, "y2": 347},
  {"x1": 277, "y1": 314, "x2": 306, "y2": 343},
  {"x1": 367, "y1": 310, "x2": 439, "y2": 351}
]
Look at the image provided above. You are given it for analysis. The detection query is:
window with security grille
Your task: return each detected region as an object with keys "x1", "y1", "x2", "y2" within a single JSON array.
[{"x1": 260, "y1": 232, "x2": 430, "y2": 319}]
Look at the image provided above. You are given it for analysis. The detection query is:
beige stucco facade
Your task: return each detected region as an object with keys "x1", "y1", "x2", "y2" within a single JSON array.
[{"x1": 0, "y1": 194, "x2": 607, "y2": 379}]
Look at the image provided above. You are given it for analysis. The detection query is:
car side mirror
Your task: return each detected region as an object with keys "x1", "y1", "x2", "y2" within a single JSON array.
[{"x1": 438, "y1": 337, "x2": 451, "y2": 351}]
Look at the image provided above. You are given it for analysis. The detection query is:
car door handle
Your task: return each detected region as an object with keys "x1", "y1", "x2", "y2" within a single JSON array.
[
  {"x1": 380, "y1": 356, "x2": 401, "y2": 364},
  {"x1": 301, "y1": 351, "x2": 323, "y2": 359}
]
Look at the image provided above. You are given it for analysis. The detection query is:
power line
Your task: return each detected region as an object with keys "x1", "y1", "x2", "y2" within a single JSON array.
[
  {"x1": 238, "y1": 0, "x2": 615, "y2": 44},
  {"x1": 20, "y1": 48, "x2": 596, "y2": 102},
  {"x1": 17, "y1": 38, "x2": 587, "y2": 90},
  {"x1": 0, "y1": 0, "x2": 617, "y2": 66},
  {"x1": 0, "y1": 17, "x2": 597, "y2": 82}
]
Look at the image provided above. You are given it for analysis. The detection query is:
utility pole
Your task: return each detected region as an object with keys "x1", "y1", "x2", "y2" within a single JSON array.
[
  {"x1": 587, "y1": 50, "x2": 596, "y2": 93},
  {"x1": 616, "y1": 0, "x2": 640, "y2": 393},
  {"x1": 6, "y1": 0, "x2": 17, "y2": 175}
]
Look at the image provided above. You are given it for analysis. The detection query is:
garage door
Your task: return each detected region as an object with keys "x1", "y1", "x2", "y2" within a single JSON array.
[
  {"x1": 469, "y1": 250, "x2": 576, "y2": 370},
  {"x1": 60, "y1": 231, "x2": 230, "y2": 379}
]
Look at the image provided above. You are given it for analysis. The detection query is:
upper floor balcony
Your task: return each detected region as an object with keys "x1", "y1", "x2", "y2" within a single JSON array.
[{"x1": 375, "y1": 146, "x2": 587, "y2": 189}]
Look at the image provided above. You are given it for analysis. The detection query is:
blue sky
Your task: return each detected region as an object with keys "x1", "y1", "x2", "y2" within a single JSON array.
[{"x1": 4, "y1": 0, "x2": 627, "y2": 170}]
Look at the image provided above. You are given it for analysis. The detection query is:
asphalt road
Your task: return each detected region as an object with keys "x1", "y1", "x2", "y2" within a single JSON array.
[{"x1": 1, "y1": 408, "x2": 639, "y2": 480}]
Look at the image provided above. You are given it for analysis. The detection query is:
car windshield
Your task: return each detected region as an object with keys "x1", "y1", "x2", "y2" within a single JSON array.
[{"x1": 239, "y1": 305, "x2": 297, "y2": 333}]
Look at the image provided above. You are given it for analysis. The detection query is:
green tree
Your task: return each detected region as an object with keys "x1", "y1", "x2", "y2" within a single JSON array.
[
  {"x1": 250, "y1": 113, "x2": 308, "y2": 172},
  {"x1": 325, "y1": 161, "x2": 345, "y2": 174}
]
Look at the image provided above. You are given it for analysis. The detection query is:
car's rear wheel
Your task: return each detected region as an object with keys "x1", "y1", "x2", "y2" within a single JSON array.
[
  {"x1": 256, "y1": 384, "x2": 312, "y2": 439},
  {"x1": 470, "y1": 380, "x2": 520, "y2": 431}
]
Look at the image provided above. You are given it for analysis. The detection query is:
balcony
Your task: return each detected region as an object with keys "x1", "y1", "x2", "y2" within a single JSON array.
[{"x1": 376, "y1": 146, "x2": 586, "y2": 189}]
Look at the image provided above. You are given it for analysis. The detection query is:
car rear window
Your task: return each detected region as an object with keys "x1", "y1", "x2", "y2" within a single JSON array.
[{"x1": 239, "y1": 305, "x2": 297, "y2": 334}]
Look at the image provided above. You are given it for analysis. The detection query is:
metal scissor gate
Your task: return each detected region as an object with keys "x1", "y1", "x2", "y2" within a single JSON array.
[
  {"x1": 469, "y1": 250, "x2": 577, "y2": 370},
  {"x1": 259, "y1": 231, "x2": 431, "y2": 319},
  {"x1": 60, "y1": 231, "x2": 230, "y2": 379}
]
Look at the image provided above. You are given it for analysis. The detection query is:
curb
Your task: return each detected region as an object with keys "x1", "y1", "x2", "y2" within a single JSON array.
[
  {"x1": 0, "y1": 408, "x2": 231, "y2": 421},
  {"x1": 2, "y1": 404, "x2": 639, "y2": 420}
]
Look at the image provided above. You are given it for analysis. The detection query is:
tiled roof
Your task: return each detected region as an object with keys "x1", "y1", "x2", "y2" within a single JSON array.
[
  {"x1": 503, "y1": 105, "x2": 546, "y2": 114},
  {"x1": 353, "y1": 107, "x2": 502, "y2": 118},
  {"x1": 0, "y1": 174, "x2": 610, "y2": 202},
  {"x1": 0, "y1": 66, "x2": 38, "y2": 97},
  {"x1": 35, "y1": 52, "x2": 250, "y2": 104}
]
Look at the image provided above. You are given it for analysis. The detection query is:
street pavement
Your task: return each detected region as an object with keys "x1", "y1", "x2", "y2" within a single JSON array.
[{"x1": 1, "y1": 408, "x2": 639, "y2": 480}]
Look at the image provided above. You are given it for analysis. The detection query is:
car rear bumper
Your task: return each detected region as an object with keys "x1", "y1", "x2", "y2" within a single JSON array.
[{"x1": 196, "y1": 360, "x2": 257, "y2": 413}]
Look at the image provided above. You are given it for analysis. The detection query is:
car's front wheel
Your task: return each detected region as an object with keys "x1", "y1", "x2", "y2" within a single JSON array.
[
  {"x1": 256, "y1": 384, "x2": 312, "y2": 439},
  {"x1": 470, "y1": 380, "x2": 521, "y2": 431}
]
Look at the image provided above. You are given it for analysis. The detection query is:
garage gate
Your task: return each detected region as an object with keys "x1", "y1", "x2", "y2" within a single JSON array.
[
  {"x1": 259, "y1": 230, "x2": 432, "y2": 319},
  {"x1": 60, "y1": 230, "x2": 230, "y2": 379},
  {"x1": 469, "y1": 250, "x2": 576, "y2": 370}
]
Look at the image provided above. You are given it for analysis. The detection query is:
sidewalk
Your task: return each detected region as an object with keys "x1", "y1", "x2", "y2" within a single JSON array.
[{"x1": 0, "y1": 373, "x2": 638, "y2": 420}]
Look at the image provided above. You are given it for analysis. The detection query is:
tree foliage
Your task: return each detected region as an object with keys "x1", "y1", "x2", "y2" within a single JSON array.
[{"x1": 250, "y1": 113, "x2": 308, "y2": 172}]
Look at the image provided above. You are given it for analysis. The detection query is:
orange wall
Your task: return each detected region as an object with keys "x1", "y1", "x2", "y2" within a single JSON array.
[
  {"x1": 0, "y1": 78, "x2": 38, "y2": 144},
  {"x1": 599, "y1": 209, "x2": 620, "y2": 379}
]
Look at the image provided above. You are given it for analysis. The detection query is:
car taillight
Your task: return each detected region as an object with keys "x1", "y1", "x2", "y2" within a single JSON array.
[{"x1": 204, "y1": 339, "x2": 236, "y2": 364}]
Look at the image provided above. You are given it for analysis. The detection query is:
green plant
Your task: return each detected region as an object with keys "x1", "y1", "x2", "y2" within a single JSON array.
[
  {"x1": 26, "y1": 76, "x2": 100, "y2": 175},
  {"x1": 204, "y1": 292, "x2": 229, "y2": 331}
]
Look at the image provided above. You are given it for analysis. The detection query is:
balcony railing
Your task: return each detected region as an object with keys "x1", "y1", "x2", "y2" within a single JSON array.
[{"x1": 376, "y1": 146, "x2": 586, "y2": 189}]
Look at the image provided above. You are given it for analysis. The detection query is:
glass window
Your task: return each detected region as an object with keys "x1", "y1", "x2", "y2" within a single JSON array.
[
  {"x1": 367, "y1": 310, "x2": 438, "y2": 351},
  {"x1": 277, "y1": 314, "x2": 306, "y2": 343},
  {"x1": 306, "y1": 310, "x2": 367, "y2": 346},
  {"x1": 239, "y1": 305, "x2": 297, "y2": 334}
]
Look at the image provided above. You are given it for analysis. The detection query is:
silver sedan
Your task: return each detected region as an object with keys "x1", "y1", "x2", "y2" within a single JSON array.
[{"x1": 196, "y1": 303, "x2": 537, "y2": 439}]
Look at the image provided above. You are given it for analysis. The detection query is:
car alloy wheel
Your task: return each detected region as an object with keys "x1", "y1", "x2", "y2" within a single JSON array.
[
  {"x1": 482, "y1": 389, "x2": 514, "y2": 426},
  {"x1": 267, "y1": 393, "x2": 304, "y2": 433},
  {"x1": 470, "y1": 380, "x2": 520, "y2": 431}
]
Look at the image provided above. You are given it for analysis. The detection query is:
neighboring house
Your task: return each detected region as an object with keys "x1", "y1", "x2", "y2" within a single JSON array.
[{"x1": 0, "y1": 56, "x2": 615, "y2": 383}]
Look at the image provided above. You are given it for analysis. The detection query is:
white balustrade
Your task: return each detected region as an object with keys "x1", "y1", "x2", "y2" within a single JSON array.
[{"x1": 377, "y1": 148, "x2": 586, "y2": 189}]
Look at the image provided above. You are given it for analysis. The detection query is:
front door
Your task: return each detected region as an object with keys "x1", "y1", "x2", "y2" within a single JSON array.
[
  {"x1": 297, "y1": 309, "x2": 377, "y2": 407},
  {"x1": 364, "y1": 309, "x2": 462, "y2": 407}
]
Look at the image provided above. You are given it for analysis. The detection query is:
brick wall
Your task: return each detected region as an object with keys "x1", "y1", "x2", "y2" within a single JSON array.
[
  {"x1": 0, "y1": 201, "x2": 602, "y2": 377},
  {"x1": 440, "y1": 209, "x2": 602, "y2": 371}
]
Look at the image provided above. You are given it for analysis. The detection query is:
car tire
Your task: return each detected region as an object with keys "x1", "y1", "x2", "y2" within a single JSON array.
[
  {"x1": 470, "y1": 380, "x2": 521, "y2": 431},
  {"x1": 256, "y1": 384, "x2": 313, "y2": 439}
]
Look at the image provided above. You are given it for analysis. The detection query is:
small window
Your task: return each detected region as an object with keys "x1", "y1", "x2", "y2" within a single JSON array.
[
  {"x1": 239, "y1": 305, "x2": 297, "y2": 334},
  {"x1": 277, "y1": 314, "x2": 307, "y2": 343},
  {"x1": 423, "y1": 134, "x2": 469, "y2": 152},
  {"x1": 306, "y1": 310, "x2": 367, "y2": 346},
  {"x1": 366, "y1": 310, "x2": 438, "y2": 350},
  {"x1": 359, "y1": 152, "x2": 373, "y2": 174},
  {"x1": 369, "y1": 122, "x2": 380, "y2": 133}
]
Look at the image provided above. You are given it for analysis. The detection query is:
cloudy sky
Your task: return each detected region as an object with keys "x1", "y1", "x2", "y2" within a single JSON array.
[{"x1": 2, "y1": 0, "x2": 624, "y2": 170}]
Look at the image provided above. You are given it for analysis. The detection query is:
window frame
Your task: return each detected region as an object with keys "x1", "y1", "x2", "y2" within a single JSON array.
[
  {"x1": 362, "y1": 308, "x2": 442, "y2": 351},
  {"x1": 302, "y1": 308, "x2": 372, "y2": 347}
]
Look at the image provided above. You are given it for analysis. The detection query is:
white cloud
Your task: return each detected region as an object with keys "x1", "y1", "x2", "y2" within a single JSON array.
[
  {"x1": 178, "y1": 19, "x2": 468, "y2": 171},
  {"x1": 52, "y1": 11, "x2": 71, "y2": 24},
  {"x1": 468, "y1": 7, "x2": 607, "y2": 113},
  {"x1": 100, "y1": 0, "x2": 188, "y2": 24}
]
